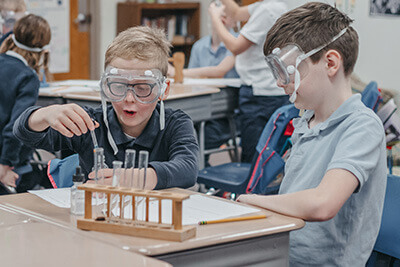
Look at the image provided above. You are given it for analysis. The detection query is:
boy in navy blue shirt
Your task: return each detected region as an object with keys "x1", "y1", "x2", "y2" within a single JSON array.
[{"x1": 14, "y1": 26, "x2": 199, "y2": 190}]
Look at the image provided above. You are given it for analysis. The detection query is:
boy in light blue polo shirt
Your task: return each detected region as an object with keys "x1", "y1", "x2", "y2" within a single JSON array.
[{"x1": 237, "y1": 2, "x2": 386, "y2": 266}]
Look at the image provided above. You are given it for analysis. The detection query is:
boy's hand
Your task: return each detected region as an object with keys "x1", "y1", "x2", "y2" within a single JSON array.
[
  {"x1": 167, "y1": 63, "x2": 176, "y2": 78},
  {"x1": 209, "y1": 2, "x2": 225, "y2": 20},
  {"x1": 87, "y1": 168, "x2": 157, "y2": 190},
  {"x1": 87, "y1": 168, "x2": 113, "y2": 186},
  {"x1": 0, "y1": 164, "x2": 18, "y2": 188},
  {"x1": 29, "y1": 104, "x2": 99, "y2": 137}
]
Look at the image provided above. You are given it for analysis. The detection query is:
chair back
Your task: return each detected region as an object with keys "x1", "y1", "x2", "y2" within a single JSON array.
[
  {"x1": 246, "y1": 104, "x2": 299, "y2": 194},
  {"x1": 373, "y1": 174, "x2": 400, "y2": 260},
  {"x1": 47, "y1": 154, "x2": 79, "y2": 188},
  {"x1": 361, "y1": 81, "x2": 382, "y2": 112}
]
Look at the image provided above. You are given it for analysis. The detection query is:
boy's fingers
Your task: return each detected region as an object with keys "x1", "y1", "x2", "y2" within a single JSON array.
[
  {"x1": 88, "y1": 169, "x2": 113, "y2": 179},
  {"x1": 72, "y1": 105, "x2": 96, "y2": 131},
  {"x1": 59, "y1": 116, "x2": 83, "y2": 136},
  {"x1": 51, "y1": 120, "x2": 74, "y2": 137}
]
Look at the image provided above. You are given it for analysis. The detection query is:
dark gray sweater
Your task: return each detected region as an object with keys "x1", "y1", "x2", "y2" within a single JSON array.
[{"x1": 14, "y1": 104, "x2": 199, "y2": 189}]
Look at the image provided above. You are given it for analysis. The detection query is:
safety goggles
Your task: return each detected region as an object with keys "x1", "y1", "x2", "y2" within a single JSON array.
[
  {"x1": 100, "y1": 67, "x2": 166, "y2": 104},
  {"x1": 265, "y1": 44, "x2": 308, "y2": 86},
  {"x1": 0, "y1": 11, "x2": 28, "y2": 35},
  {"x1": 265, "y1": 27, "x2": 348, "y2": 103}
]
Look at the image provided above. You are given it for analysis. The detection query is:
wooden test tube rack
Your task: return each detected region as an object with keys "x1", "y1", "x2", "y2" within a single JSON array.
[{"x1": 76, "y1": 184, "x2": 196, "y2": 242}]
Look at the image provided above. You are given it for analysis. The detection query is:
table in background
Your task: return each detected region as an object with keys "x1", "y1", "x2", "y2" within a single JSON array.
[{"x1": 0, "y1": 189, "x2": 304, "y2": 266}]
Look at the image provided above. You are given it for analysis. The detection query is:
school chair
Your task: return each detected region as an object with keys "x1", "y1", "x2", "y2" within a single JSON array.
[
  {"x1": 197, "y1": 104, "x2": 299, "y2": 199},
  {"x1": 47, "y1": 154, "x2": 79, "y2": 188},
  {"x1": 360, "y1": 81, "x2": 382, "y2": 112},
  {"x1": 367, "y1": 174, "x2": 400, "y2": 267}
]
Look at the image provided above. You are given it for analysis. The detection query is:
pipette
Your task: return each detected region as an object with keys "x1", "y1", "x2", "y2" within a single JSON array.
[{"x1": 90, "y1": 118, "x2": 99, "y2": 149}]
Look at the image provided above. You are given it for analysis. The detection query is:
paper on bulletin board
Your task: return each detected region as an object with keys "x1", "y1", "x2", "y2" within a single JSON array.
[{"x1": 26, "y1": 0, "x2": 70, "y2": 73}]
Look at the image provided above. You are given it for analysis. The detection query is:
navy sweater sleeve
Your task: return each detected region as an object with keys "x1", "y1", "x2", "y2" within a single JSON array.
[
  {"x1": 0, "y1": 70, "x2": 39, "y2": 166},
  {"x1": 150, "y1": 112, "x2": 199, "y2": 189}
]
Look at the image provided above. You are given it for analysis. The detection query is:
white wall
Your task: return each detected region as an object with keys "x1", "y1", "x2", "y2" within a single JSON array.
[
  {"x1": 285, "y1": 0, "x2": 400, "y2": 92},
  {"x1": 95, "y1": 1, "x2": 400, "y2": 92}
]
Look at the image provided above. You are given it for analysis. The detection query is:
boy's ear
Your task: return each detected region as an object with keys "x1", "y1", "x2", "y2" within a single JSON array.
[
  {"x1": 160, "y1": 79, "x2": 170, "y2": 100},
  {"x1": 325, "y1": 49, "x2": 342, "y2": 77}
]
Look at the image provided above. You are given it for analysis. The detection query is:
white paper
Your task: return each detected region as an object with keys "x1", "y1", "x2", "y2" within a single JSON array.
[
  {"x1": 28, "y1": 188, "x2": 106, "y2": 208},
  {"x1": 50, "y1": 80, "x2": 100, "y2": 88},
  {"x1": 29, "y1": 189, "x2": 260, "y2": 225},
  {"x1": 114, "y1": 194, "x2": 260, "y2": 225},
  {"x1": 170, "y1": 78, "x2": 242, "y2": 88},
  {"x1": 29, "y1": 188, "x2": 71, "y2": 208}
]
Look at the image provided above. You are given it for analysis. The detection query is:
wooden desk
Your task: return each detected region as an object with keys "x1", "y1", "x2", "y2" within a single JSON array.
[
  {"x1": 0, "y1": 204, "x2": 170, "y2": 267},
  {"x1": 0, "y1": 189, "x2": 304, "y2": 266}
]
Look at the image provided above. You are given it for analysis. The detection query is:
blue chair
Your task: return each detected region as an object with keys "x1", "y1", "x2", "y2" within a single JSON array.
[
  {"x1": 197, "y1": 104, "x2": 299, "y2": 197},
  {"x1": 367, "y1": 175, "x2": 400, "y2": 266},
  {"x1": 47, "y1": 154, "x2": 79, "y2": 188},
  {"x1": 360, "y1": 81, "x2": 382, "y2": 112}
]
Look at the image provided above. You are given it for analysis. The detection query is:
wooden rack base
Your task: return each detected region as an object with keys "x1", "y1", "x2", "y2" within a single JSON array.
[{"x1": 76, "y1": 184, "x2": 196, "y2": 242}]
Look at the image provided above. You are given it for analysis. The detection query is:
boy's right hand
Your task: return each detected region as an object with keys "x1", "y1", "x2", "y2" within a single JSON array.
[{"x1": 29, "y1": 104, "x2": 99, "y2": 137}]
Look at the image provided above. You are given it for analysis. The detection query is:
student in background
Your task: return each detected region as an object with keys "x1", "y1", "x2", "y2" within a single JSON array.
[
  {"x1": 168, "y1": 0, "x2": 240, "y2": 79},
  {"x1": 168, "y1": 1, "x2": 241, "y2": 166},
  {"x1": 0, "y1": 0, "x2": 27, "y2": 45},
  {"x1": 0, "y1": 14, "x2": 51, "y2": 194},
  {"x1": 209, "y1": 0, "x2": 289, "y2": 163},
  {"x1": 14, "y1": 26, "x2": 199, "y2": 190},
  {"x1": 238, "y1": 3, "x2": 386, "y2": 265}
]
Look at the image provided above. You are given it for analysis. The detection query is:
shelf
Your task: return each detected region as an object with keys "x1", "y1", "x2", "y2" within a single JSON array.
[{"x1": 117, "y1": 2, "x2": 200, "y2": 66}]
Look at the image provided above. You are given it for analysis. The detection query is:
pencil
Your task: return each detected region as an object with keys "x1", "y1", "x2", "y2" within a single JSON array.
[{"x1": 198, "y1": 214, "x2": 267, "y2": 225}]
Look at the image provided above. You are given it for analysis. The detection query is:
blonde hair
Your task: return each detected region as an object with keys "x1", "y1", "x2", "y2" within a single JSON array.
[
  {"x1": 105, "y1": 26, "x2": 171, "y2": 76},
  {"x1": 0, "y1": 0, "x2": 26, "y2": 12},
  {"x1": 0, "y1": 14, "x2": 52, "y2": 81}
]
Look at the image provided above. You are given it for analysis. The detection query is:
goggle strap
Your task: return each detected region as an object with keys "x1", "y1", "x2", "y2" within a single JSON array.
[
  {"x1": 160, "y1": 100, "x2": 165, "y2": 131},
  {"x1": 101, "y1": 97, "x2": 118, "y2": 155},
  {"x1": 12, "y1": 34, "x2": 49, "y2": 52},
  {"x1": 298, "y1": 27, "x2": 348, "y2": 64}
]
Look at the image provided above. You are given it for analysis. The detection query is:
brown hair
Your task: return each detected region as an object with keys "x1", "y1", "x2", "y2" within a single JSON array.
[
  {"x1": 0, "y1": 14, "x2": 52, "y2": 81},
  {"x1": 264, "y1": 2, "x2": 359, "y2": 76},
  {"x1": 105, "y1": 26, "x2": 171, "y2": 76}
]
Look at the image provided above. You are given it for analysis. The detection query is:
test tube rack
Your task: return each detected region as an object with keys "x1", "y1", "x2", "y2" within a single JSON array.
[{"x1": 76, "y1": 183, "x2": 196, "y2": 242}]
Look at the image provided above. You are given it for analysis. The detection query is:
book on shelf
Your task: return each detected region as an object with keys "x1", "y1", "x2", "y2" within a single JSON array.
[{"x1": 141, "y1": 14, "x2": 190, "y2": 44}]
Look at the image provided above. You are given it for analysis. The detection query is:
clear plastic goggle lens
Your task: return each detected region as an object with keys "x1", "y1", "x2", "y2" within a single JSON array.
[
  {"x1": 106, "y1": 80, "x2": 158, "y2": 103},
  {"x1": 100, "y1": 68, "x2": 164, "y2": 104}
]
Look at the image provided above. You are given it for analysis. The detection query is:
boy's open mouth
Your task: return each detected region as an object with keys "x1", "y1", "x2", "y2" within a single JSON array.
[{"x1": 124, "y1": 110, "x2": 136, "y2": 117}]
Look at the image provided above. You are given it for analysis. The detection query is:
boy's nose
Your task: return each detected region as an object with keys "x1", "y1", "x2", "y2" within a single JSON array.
[{"x1": 124, "y1": 90, "x2": 136, "y2": 102}]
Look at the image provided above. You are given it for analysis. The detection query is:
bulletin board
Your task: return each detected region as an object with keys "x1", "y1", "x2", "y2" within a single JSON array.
[{"x1": 26, "y1": 0, "x2": 70, "y2": 73}]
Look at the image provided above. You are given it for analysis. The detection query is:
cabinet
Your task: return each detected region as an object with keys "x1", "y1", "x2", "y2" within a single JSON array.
[{"x1": 117, "y1": 2, "x2": 200, "y2": 66}]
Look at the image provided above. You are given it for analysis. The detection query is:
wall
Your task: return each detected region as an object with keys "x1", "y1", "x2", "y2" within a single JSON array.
[
  {"x1": 94, "y1": 1, "x2": 400, "y2": 92},
  {"x1": 286, "y1": 0, "x2": 400, "y2": 92}
]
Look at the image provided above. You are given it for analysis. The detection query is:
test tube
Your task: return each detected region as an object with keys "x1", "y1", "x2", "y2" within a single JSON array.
[
  {"x1": 93, "y1": 147, "x2": 105, "y2": 217},
  {"x1": 138, "y1": 150, "x2": 149, "y2": 190},
  {"x1": 93, "y1": 147, "x2": 105, "y2": 185},
  {"x1": 111, "y1": 161, "x2": 123, "y2": 220},
  {"x1": 124, "y1": 149, "x2": 136, "y2": 188},
  {"x1": 122, "y1": 150, "x2": 136, "y2": 219},
  {"x1": 137, "y1": 150, "x2": 149, "y2": 221}
]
